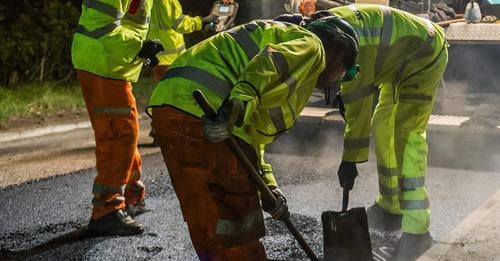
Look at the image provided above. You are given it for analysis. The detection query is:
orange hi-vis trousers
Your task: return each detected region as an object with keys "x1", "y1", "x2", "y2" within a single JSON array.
[
  {"x1": 153, "y1": 106, "x2": 267, "y2": 261},
  {"x1": 77, "y1": 70, "x2": 145, "y2": 220}
]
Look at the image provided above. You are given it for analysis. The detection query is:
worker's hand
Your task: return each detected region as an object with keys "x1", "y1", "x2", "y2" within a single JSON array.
[
  {"x1": 137, "y1": 39, "x2": 164, "y2": 67},
  {"x1": 262, "y1": 187, "x2": 290, "y2": 220},
  {"x1": 337, "y1": 161, "x2": 358, "y2": 190},
  {"x1": 201, "y1": 15, "x2": 218, "y2": 24},
  {"x1": 202, "y1": 98, "x2": 244, "y2": 143}
]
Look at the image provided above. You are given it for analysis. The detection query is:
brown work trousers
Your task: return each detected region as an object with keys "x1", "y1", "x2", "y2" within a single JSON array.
[
  {"x1": 77, "y1": 70, "x2": 145, "y2": 219},
  {"x1": 152, "y1": 106, "x2": 267, "y2": 261}
]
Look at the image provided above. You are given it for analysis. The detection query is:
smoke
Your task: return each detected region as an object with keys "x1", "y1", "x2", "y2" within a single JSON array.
[{"x1": 431, "y1": 43, "x2": 500, "y2": 172}]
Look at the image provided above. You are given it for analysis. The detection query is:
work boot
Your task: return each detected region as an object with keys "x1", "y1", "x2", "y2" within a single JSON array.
[
  {"x1": 367, "y1": 203, "x2": 403, "y2": 232},
  {"x1": 125, "y1": 200, "x2": 149, "y2": 218},
  {"x1": 392, "y1": 232, "x2": 433, "y2": 261},
  {"x1": 88, "y1": 209, "x2": 144, "y2": 236}
]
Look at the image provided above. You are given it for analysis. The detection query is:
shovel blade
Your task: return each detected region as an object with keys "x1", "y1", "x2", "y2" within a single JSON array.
[{"x1": 322, "y1": 207, "x2": 372, "y2": 261}]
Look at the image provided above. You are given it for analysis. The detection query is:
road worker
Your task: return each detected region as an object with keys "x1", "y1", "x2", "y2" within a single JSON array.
[
  {"x1": 148, "y1": 0, "x2": 217, "y2": 81},
  {"x1": 71, "y1": 0, "x2": 165, "y2": 235},
  {"x1": 147, "y1": 17, "x2": 359, "y2": 260},
  {"x1": 314, "y1": 4, "x2": 447, "y2": 260},
  {"x1": 147, "y1": 0, "x2": 217, "y2": 144}
]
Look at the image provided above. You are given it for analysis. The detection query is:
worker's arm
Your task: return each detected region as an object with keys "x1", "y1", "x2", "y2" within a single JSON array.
[
  {"x1": 230, "y1": 35, "x2": 325, "y2": 188},
  {"x1": 156, "y1": 0, "x2": 203, "y2": 34},
  {"x1": 229, "y1": 36, "x2": 325, "y2": 126},
  {"x1": 340, "y1": 81, "x2": 376, "y2": 163}
]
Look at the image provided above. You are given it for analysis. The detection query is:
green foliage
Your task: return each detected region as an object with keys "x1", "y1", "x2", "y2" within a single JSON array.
[{"x1": 0, "y1": 0, "x2": 80, "y2": 86}]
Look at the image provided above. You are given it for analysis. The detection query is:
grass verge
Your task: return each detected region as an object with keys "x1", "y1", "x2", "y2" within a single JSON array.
[{"x1": 0, "y1": 76, "x2": 157, "y2": 129}]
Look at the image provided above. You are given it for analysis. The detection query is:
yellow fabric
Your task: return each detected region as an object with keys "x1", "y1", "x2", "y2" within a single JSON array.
[
  {"x1": 332, "y1": 4, "x2": 448, "y2": 234},
  {"x1": 331, "y1": 4, "x2": 445, "y2": 163},
  {"x1": 72, "y1": 0, "x2": 156, "y2": 82},
  {"x1": 148, "y1": 20, "x2": 326, "y2": 188},
  {"x1": 148, "y1": 0, "x2": 202, "y2": 66}
]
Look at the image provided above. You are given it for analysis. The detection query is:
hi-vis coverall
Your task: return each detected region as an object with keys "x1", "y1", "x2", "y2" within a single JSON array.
[
  {"x1": 72, "y1": 0, "x2": 158, "y2": 219},
  {"x1": 148, "y1": 20, "x2": 325, "y2": 260},
  {"x1": 148, "y1": 0, "x2": 203, "y2": 81},
  {"x1": 331, "y1": 4, "x2": 448, "y2": 234}
]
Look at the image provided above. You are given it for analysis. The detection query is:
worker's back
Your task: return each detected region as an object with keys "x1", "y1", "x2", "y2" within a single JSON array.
[
  {"x1": 148, "y1": 20, "x2": 325, "y2": 146},
  {"x1": 331, "y1": 4, "x2": 445, "y2": 84}
]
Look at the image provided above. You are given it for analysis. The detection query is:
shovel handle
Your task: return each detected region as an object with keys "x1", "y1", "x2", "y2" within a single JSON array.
[
  {"x1": 193, "y1": 90, "x2": 318, "y2": 261},
  {"x1": 192, "y1": 90, "x2": 275, "y2": 202},
  {"x1": 342, "y1": 189, "x2": 349, "y2": 212}
]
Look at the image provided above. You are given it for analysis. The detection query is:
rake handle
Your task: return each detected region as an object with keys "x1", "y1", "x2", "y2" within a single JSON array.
[{"x1": 193, "y1": 90, "x2": 318, "y2": 261}]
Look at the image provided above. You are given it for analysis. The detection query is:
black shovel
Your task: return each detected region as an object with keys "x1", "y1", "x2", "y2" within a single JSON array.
[{"x1": 322, "y1": 189, "x2": 372, "y2": 261}]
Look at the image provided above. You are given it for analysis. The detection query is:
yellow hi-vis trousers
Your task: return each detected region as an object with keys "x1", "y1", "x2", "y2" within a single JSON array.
[{"x1": 372, "y1": 46, "x2": 448, "y2": 234}]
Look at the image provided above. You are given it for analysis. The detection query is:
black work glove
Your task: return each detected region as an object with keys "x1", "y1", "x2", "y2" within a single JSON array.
[
  {"x1": 337, "y1": 161, "x2": 358, "y2": 190},
  {"x1": 261, "y1": 188, "x2": 290, "y2": 220},
  {"x1": 137, "y1": 39, "x2": 164, "y2": 67},
  {"x1": 201, "y1": 15, "x2": 218, "y2": 32},
  {"x1": 201, "y1": 15, "x2": 218, "y2": 24},
  {"x1": 202, "y1": 98, "x2": 245, "y2": 143}
]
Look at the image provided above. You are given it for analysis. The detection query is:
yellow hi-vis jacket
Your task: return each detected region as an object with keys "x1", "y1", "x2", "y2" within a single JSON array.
[
  {"x1": 72, "y1": 0, "x2": 157, "y2": 82},
  {"x1": 148, "y1": 0, "x2": 203, "y2": 66},
  {"x1": 148, "y1": 20, "x2": 326, "y2": 187},
  {"x1": 330, "y1": 4, "x2": 447, "y2": 163}
]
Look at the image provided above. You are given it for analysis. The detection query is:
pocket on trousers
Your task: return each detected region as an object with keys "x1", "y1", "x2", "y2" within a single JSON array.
[
  {"x1": 166, "y1": 116, "x2": 209, "y2": 169},
  {"x1": 207, "y1": 174, "x2": 265, "y2": 247}
]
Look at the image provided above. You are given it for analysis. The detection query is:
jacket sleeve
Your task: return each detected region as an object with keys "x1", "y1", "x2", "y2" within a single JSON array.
[
  {"x1": 155, "y1": 0, "x2": 202, "y2": 34},
  {"x1": 340, "y1": 81, "x2": 376, "y2": 163},
  {"x1": 230, "y1": 34, "x2": 325, "y2": 188},
  {"x1": 229, "y1": 36, "x2": 325, "y2": 125}
]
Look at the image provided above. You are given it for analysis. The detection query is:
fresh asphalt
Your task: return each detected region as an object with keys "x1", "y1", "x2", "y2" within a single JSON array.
[{"x1": 1, "y1": 116, "x2": 500, "y2": 260}]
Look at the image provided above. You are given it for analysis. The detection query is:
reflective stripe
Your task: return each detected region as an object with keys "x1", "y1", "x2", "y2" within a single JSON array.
[
  {"x1": 400, "y1": 198, "x2": 430, "y2": 210},
  {"x1": 216, "y1": 211, "x2": 262, "y2": 235},
  {"x1": 92, "y1": 183, "x2": 126, "y2": 195},
  {"x1": 124, "y1": 13, "x2": 150, "y2": 25},
  {"x1": 171, "y1": 14, "x2": 186, "y2": 30},
  {"x1": 341, "y1": 84, "x2": 378, "y2": 103},
  {"x1": 269, "y1": 107, "x2": 287, "y2": 133},
  {"x1": 76, "y1": 20, "x2": 121, "y2": 39},
  {"x1": 399, "y1": 94, "x2": 432, "y2": 101},
  {"x1": 158, "y1": 45, "x2": 186, "y2": 55},
  {"x1": 267, "y1": 49, "x2": 298, "y2": 98},
  {"x1": 163, "y1": 66, "x2": 232, "y2": 98},
  {"x1": 379, "y1": 183, "x2": 399, "y2": 196},
  {"x1": 378, "y1": 165, "x2": 398, "y2": 177},
  {"x1": 344, "y1": 137, "x2": 370, "y2": 149},
  {"x1": 228, "y1": 25, "x2": 260, "y2": 60},
  {"x1": 400, "y1": 177, "x2": 425, "y2": 191},
  {"x1": 285, "y1": 77, "x2": 298, "y2": 99},
  {"x1": 83, "y1": 0, "x2": 124, "y2": 19},
  {"x1": 354, "y1": 27, "x2": 382, "y2": 39},
  {"x1": 269, "y1": 50, "x2": 287, "y2": 78},
  {"x1": 94, "y1": 106, "x2": 131, "y2": 114},
  {"x1": 374, "y1": 6, "x2": 392, "y2": 77},
  {"x1": 92, "y1": 196, "x2": 125, "y2": 206}
]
